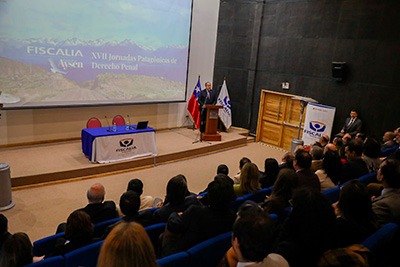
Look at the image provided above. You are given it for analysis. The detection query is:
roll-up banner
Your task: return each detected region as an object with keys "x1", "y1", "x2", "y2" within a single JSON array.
[{"x1": 303, "y1": 103, "x2": 336, "y2": 146}]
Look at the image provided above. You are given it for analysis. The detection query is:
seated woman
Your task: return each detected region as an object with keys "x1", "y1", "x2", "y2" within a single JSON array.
[
  {"x1": 0, "y1": 232, "x2": 44, "y2": 266},
  {"x1": 334, "y1": 179, "x2": 379, "y2": 247},
  {"x1": 50, "y1": 210, "x2": 95, "y2": 257},
  {"x1": 153, "y1": 174, "x2": 201, "y2": 223},
  {"x1": 362, "y1": 136, "x2": 382, "y2": 173},
  {"x1": 98, "y1": 221, "x2": 158, "y2": 267},
  {"x1": 234, "y1": 162, "x2": 261, "y2": 197},
  {"x1": 274, "y1": 189, "x2": 338, "y2": 266},
  {"x1": 315, "y1": 149, "x2": 342, "y2": 189},
  {"x1": 262, "y1": 168, "x2": 297, "y2": 217},
  {"x1": 259, "y1": 158, "x2": 280, "y2": 189},
  {"x1": 161, "y1": 178, "x2": 236, "y2": 257}
]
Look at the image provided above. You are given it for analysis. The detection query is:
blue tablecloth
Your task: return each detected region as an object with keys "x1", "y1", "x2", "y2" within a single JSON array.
[{"x1": 81, "y1": 125, "x2": 156, "y2": 162}]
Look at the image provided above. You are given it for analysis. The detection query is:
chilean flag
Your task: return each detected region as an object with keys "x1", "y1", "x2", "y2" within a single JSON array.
[{"x1": 187, "y1": 77, "x2": 201, "y2": 129}]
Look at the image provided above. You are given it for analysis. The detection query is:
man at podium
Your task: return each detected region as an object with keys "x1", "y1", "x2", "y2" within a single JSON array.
[{"x1": 198, "y1": 81, "x2": 217, "y2": 133}]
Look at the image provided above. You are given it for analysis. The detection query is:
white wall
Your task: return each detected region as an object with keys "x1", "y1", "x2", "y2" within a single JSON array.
[{"x1": 0, "y1": 0, "x2": 220, "y2": 145}]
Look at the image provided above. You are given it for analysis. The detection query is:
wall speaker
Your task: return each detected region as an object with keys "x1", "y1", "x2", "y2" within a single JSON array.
[{"x1": 332, "y1": 62, "x2": 347, "y2": 81}]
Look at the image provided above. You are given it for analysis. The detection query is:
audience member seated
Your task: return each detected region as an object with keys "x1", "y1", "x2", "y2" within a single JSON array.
[
  {"x1": 98, "y1": 221, "x2": 158, "y2": 267},
  {"x1": 259, "y1": 158, "x2": 279, "y2": 188},
  {"x1": 50, "y1": 211, "x2": 95, "y2": 257},
  {"x1": 234, "y1": 162, "x2": 261, "y2": 197},
  {"x1": 310, "y1": 146, "x2": 324, "y2": 172},
  {"x1": 372, "y1": 159, "x2": 400, "y2": 226},
  {"x1": 315, "y1": 150, "x2": 341, "y2": 189},
  {"x1": 274, "y1": 189, "x2": 338, "y2": 267},
  {"x1": 389, "y1": 133, "x2": 400, "y2": 160},
  {"x1": 333, "y1": 180, "x2": 379, "y2": 248},
  {"x1": 381, "y1": 131, "x2": 396, "y2": 151},
  {"x1": 340, "y1": 134, "x2": 352, "y2": 160},
  {"x1": 127, "y1": 178, "x2": 154, "y2": 211},
  {"x1": 231, "y1": 205, "x2": 289, "y2": 267},
  {"x1": 362, "y1": 136, "x2": 382, "y2": 173},
  {"x1": 262, "y1": 169, "x2": 298, "y2": 217},
  {"x1": 333, "y1": 136, "x2": 344, "y2": 159},
  {"x1": 199, "y1": 174, "x2": 234, "y2": 206},
  {"x1": 293, "y1": 151, "x2": 321, "y2": 191},
  {"x1": 355, "y1": 132, "x2": 366, "y2": 142},
  {"x1": 199, "y1": 164, "x2": 233, "y2": 196},
  {"x1": 0, "y1": 214, "x2": 11, "y2": 250},
  {"x1": 0, "y1": 232, "x2": 44, "y2": 266},
  {"x1": 340, "y1": 140, "x2": 369, "y2": 185},
  {"x1": 312, "y1": 135, "x2": 330, "y2": 149},
  {"x1": 161, "y1": 178, "x2": 236, "y2": 257},
  {"x1": 279, "y1": 152, "x2": 294, "y2": 170},
  {"x1": 77, "y1": 183, "x2": 118, "y2": 224},
  {"x1": 153, "y1": 174, "x2": 201, "y2": 223},
  {"x1": 233, "y1": 157, "x2": 251, "y2": 183},
  {"x1": 103, "y1": 191, "x2": 154, "y2": 239},
  {"x1": 323, "y1": 143, "x2": 337, "y2": 154}
]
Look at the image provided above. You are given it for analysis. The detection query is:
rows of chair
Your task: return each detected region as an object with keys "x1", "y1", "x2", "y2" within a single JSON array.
[
  {"x1": 27, "y1": 171, "x2": 389, "y2": 267},
  {"x1": 86, "y1": 115, "x2": 126, "y2": 128}
]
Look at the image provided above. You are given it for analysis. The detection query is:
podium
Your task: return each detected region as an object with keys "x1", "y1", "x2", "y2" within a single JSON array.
[{"x1": 202, "y1": 105, "x2": 223, "y2": 141}]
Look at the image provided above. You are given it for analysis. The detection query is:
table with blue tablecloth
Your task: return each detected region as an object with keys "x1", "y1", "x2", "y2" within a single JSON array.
[{"x1": 81, "y1": 125, "x2": 157, "y2": 163}]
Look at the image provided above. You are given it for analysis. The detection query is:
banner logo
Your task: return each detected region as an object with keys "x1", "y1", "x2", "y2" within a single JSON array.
[
  {"x1": 309, "y1": 121, "x2": 326, "y2": 132},
  {"x1": 119, "y1": 138, "x2": 134, "y2": 147}
]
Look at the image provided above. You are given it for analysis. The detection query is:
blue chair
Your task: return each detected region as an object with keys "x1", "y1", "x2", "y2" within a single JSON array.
[
  {"x1": 157, "y1": 251, "x2": 190, "y2": 267},
  {"x1": 187, "y1": 231, "x2": 232, "y2": 267},
  {"x1": 145, "y1": 223, "x2": 166, "y2": 251},
  {"x1": 25, "y1": 256, "x2": 64, "y2": 267},
  {"x1": 64, "y1": 240, "x2": 104, "y2": 267},
  {"x1": 93, "y1": 217, "x2": 121, "y2": 237},
  {"x1": 362, "y1": 223, "x2": 399, "y2": 251},
  {"x1": 269, "y1": 213, "x2": 278, "y2": 224},
  {"x1": 247, "y1": 186, "x2": 274, "y2": 203},
  {"x1": 32, "y1": 232, "x2": 65, "y2": 257},
  {"x1": 381, "y1": 145, "x2": 399, "y2": 157},
  {"x1": 358, "y1": 172, "x2": 377, "y2": 186},
  {"x1": 322, "y1": 186, "x2": 340, "y2": 203}
]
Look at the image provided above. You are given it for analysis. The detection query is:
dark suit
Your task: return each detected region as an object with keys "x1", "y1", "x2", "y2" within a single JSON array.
[
  {"x1": 198, "y1": 89, "x2": 217, "y2": 132},
  {"x1": 340, "y1": 158, "x2": 369, "y2": 185},
  {"x1": 77, "y1": 201, "x2": 118, "y2": 224},
  {"x1": 161, "y1": 205, "x2": 236, "y2": 257},
  {"x1": 296, "y1": 169, "x2": 321, "y2": 191},
  {"x1": 342, "y1": 117, "x2": 362, "y2": 137}
]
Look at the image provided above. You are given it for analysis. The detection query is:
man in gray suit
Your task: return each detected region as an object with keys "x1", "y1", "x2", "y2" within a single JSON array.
[
  {"x1": 340, "y1": 109, "x2": 362, "y2": 137},
  {"x1": 372, "y1": 159, "x2": 400, "y2": 226}
]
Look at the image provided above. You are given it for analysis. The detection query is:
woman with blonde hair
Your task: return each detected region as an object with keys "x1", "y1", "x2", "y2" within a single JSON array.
[
  {"x1": 234, "y1": 162, "x2": 261, "y2": 197},
  {"x1": 97, "y1": 221, "x2": 158, "y2": 267}
]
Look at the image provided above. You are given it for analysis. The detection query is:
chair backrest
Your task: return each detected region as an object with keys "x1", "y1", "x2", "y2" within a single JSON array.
[
  {"x1": 157, "y1": 251, "x2": 190, "y2": 267},
  {"x1": 112, "y1": 115, "x2": 125, "y2": 126},
  {"x1": 362, "y1": 222, "x2": 399, "y2": 251},
  {"x1": 25, "y1": 256, "x2": 64, "y2": 267},
  {"x1": 33, "y1": 232, "x2": 65, "y2": 257},
  {"x1": 187, "y1": 231, "x2": 232, "y2": 267},
  {"x1": 358, "y1": 172, "x2": 378, "y2": 186},
  {"x1": 86, "y1": 117, "x2": 102, "y2": 128},
  {"x1": 64, "y1": 240, "x2": 104, "y2": 267},
  {"x1": 93, "y1": 217, "x2": 121, "y2": 238},
  {"x1": 322, "y1": 186, "x2": 340, "y2": 203},
  {"x1": 145, "y1": 223, "x2": 167, "y2": 251},
  {"x1": 381, "y1": 145, "x2": 399, "y2": 157},
  {"x1": 246, "y1": 186, "x2": 273, "y2": 203}
]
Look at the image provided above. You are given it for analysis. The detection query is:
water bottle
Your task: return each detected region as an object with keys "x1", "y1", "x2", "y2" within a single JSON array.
[
  {"x1": 113, "y1": 122, "x2": 117, "y2": 132},
  {"x1": 126, "y1": 121, "x2": 130, "y2": 130}
]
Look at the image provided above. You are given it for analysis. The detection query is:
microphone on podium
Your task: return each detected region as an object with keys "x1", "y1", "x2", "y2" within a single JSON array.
[{"x1": 105, "y1": 115, "x2": 112, "y2": 132}]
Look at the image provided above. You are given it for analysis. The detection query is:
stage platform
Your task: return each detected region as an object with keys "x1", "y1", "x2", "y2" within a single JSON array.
[{"x1": 1, "y1": 127, "x2": 248, "y2": 188}]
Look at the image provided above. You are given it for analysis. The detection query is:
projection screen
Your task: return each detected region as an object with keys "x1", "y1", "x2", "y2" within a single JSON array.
[{"x1": 0, "y1": 0, "x2": 192, "y2": 108}]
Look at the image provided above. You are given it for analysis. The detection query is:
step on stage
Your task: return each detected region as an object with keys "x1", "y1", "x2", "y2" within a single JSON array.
[{"x1": 2, "y1": 128, "x2": 248, "y2": 188}]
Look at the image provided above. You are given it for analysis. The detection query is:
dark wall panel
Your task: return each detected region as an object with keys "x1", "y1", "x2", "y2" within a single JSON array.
[{"x1": 214, "y1": 0, "x2": 400, "y2": 138}]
